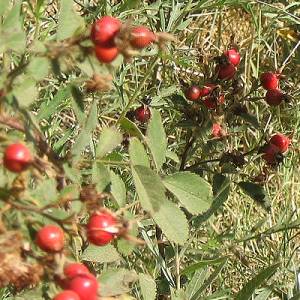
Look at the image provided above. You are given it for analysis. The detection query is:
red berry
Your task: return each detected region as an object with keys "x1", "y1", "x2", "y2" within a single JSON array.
[
  {"x1": 3, "y1": 143, "x2": 32, "y2": 173},
  {"x1": 95, "y1": 45, "x2": 119, "y2": 63},
  {"x1": 265, "y1": 89, "x2": 284, "y2": 106},
  {"x1": 224, "y1": 48, "x2": 241, "y2": 66},
  {"x1": 53, "y1": 290, "x2": 80, "y2": 300},
  {"x1": 90, "y1": 16, "x2": 121, "y2": 47},
  {"x1": 203, "y1": 94, "x2": 224, "y2": 110},
  {"x1": 212, "y1": 123, "x2": 223, "y2": 138},
  {"x1": 260, "y1": 72, "x2": 279, "y2": 90},
  {"x1": 216, "y1": 64, "x2": 236, "y2": 80},
  {"x1": 87, "y1": 212, "x2": 118, "y2": 246},
  {"x1": 130, "y1": 26, "x2": 156, "y2": 49},
  {"x1": 64, "y1": 263, "x2": 90, "y2": 279},
  {"x1": 185, "y1": 85, "x2": 201, "y2": 101},
  {"x1": 134, "y1": 105, "x2": 151, "y2": 123},
  {"x1": 261, "y1": 143, "x2": 281, "y2": 165},
  {"x1": 199, "y1": 83, "x2": 217, "y2": 97},
  {"x1": 270, "y1": 133, "x2": 290, "y2": 153},
  {"x1": 36, "y1": 225, "x2": 64, "y2": 253},
  {"x1": 69, "y1": 274, "x2": 98, "y2": 300}
]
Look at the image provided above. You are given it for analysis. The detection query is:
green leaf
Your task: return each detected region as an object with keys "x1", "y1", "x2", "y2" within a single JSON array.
[
  {"x1": 70, "y1": 85, "x2": 85, "y2": 124},
  {"x1": 82, "y1": 244, "x2": 120, "y2": 263},
  {"x1": 57, "y1": 0, "x2": 84, "y2": 40},
  {"x1": 97, "y1": 127, "x2": 122, "y2": 158},
  {"x1": 129, "y1": 138, "x2": 150, "y2": 167},
  {"x1": 120, "y1": 117, "x2": 144, "y2": 139},
  {"x1": 92, "y1": 162, "x2": 111, "y2": 192},
  {"x1": 13, "y1": 77, "x2": 38, "y2": 107},
  {"x1": 99, "y1": 269, "x2": 138, "y2": 297},
  {"x1": 63, "y1": 164, "x2": 81, "y2": 183},
  {"x1": 146, "y1": 109, "x2": 167, "y2": 170},
  {"x1": 240, "y1": 113, "x2": 259, "y2": 129},
  {"x1": 139, "y1": 273, "x2": 157, "y2": 300},
  {"x1": 0, "y1": 0, "x2": 10, "y2": 16},
  {"x1": 132, "y1": 165, "x2": 166, "y2": 213},
  {"x1": 30, "y1": 178, "x2": 58, "y2": 206},
  {"x1": 235, "y1": 263, "x2": 280, "y2": 300},
  {"x1": 110, "y1": 171, "x2": 126, "y2": 207},
  {"x1": 163, "y1": 172, "x2": 213, "y2": 215},
  {"x1": 27, "y1": 57, "x2": 50, "y2": 81},
  {"x1": 254, "y1": 288, "x2": 272, "y2": 300},
  {"x1": 238, "y1": 182, "x2": 271, "y2": 212},
  {"x1": 153, "y1": 199, "x2": 189, "y2": 245}
]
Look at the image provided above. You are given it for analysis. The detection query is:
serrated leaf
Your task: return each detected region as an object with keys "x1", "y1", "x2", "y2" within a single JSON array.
[
  {"x1": 146, "y1": 109, "x2": 167, "y2": 170},
  {"x1": 97, "y1": 127, "x2": 122, "y2": 158},
  {"x1": 236, "y1": 263, "x2": 280, "y2": 300},
  {"x1": 57, "y1": 0, "x2": 84, "y2": 40},
  {"x1": 139, "y1": 273, "x2": 156, "y2": 300},
  {"x1": 82, "y1": 244, "x2": 120, "y2": 263},
  {"x1": 27, "y1": 57, "x2": 50, "y2": 81},
  {"x1": 110, "y1": 171, "x2": 126, "y2": 207},
  {"x1": 31, "y1": 178, "x2": 57, "y2": 205},
  {"x1": 13, "y1": 77, "x2": 37, "y2": 107},
  {"x1": 129, "y1": 138, "x2": 150, "y2": 167},
  {"x1": 238, "y1": 182, "x2": 270, "y2": 212},
  {"x1": 63, "y1": 164, "x2": 81, "y2": 183},
  {"x1": 163, "y1": 172, "x2": 213, "y2": 215},
  {"x1": 153, "y1": 200, "x2": 189, "y2": 245},
  {"x1": 100, "y1": 269, "x2": 138, "y2": 297},
  {"x1": 132, "y1": 165, "x2": 165, "y2": 213},
  {"x1": 92, "y1": 162, "x2": 111, "y2": 192},
  {"x1": 120, "y1": 117, "x2": 143, "y2": 139}
]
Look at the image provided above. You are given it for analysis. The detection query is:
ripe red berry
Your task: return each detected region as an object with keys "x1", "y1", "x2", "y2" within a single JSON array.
[
  {"x1": 224, "y1": 48, "x2": 241, "y2": 66},
  {"x1": 216, "y1": 63, "x2": 236, "y2": 80},
  {"x1": 212, "y1": 123, "x2": 223, "y2": 138},
  {"x1": 199, "y1": 83, "x2": 217, "y2": 97},
  {"x1": 36, "y1": 225, "x2": 64, "y2": 253},
  {"x1": 90, "y1": 16, "x2": 121, "y2": 47},
  {"x1": 69, "y1": 274, "x2": 98, "y2": 300},
  {"x1": 95, "y1": 45, "x2": 119, "y2": 63},
  {"x1": 134, "y1": 105, "x2": 151, "y2": 123},
  {"x1": 87, "y1": 212, "x2": 118, "y2": 246},
  {"x1": 3, "y1": 143, "x2": 32, "y2": 173},
  {"x1": 64, "y1": 263, "x2": 90, "y2": 279},
  {"x1": 53, "y1": 290, "x2": 80, "y2": 300},
  {"x1": 265, "y1": 89, "x2": 284, "y2": 106},
  {"x1": 270, "y1": 133, "x2": 290, "y2": 153},
  {"x1": 261, "y1": 143, "x2": 281, "y2": 165},
  {"x1": 130, "y1": 26, "x2": 156, "y2": 49},
  {"x1": 260, "y1": 72, "x2": 279, "y2": 90},
  {"x1": 185, "y1": 85, "x2": 201, "y2": 101}
]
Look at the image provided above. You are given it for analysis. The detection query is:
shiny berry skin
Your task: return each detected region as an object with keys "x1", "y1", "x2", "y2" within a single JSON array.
[
  {"x1": 216, "y1": 63, "x2": 236, "y2": 80},
  {"x1": 224, "y1": 48, "x2": 241, "y2": 66},
  {"x1": 212, "y1": 124, "x2": 222, "y2": 138},
  {"x1": 185, "y1": 85, "x2": 201, "y2": 101},
  {"x1": 53, "y1": 290, "x2": 80, "y2": 300},
  {"x1": 260, "y1": 72, "x2": 279, "y2": 90},
  {"x1": 134, "y1": 105, "x2": 151, "y2": 123},
  {"x1": 64, "y1": 263, "x2": 90, "y2": 279},
  {"x1": 270, "y1": 134, "x2": 290, "y2": 153},
  {"x1": 199, "y1": 83, "x2": 217, "y2": 97},
  {"x1": 69, "y1": 274, "x2": 98, "y2": 300},
  {"x1": 87, "y1": 212, "x2": 118, "y2": 246},
  {"x1": 3, "y1": 143, "x2": 32, "y2": 173},
  {"x1": 261, "y1": 143, "x2": 281, "y2": 165},
  {"x1": 90, "y1": 16, "x2": 121, "y2": 47},
  {"x1": 36, "y1": 225, "x2": 64, "y2": 253},
  {"x1": 130, "y1": 26, "x2": 156, "y2": 49},
  {"x1": 265, "y1": 89, "x2": 284, "y2": 106},
  {"x1": 95, "y1": 45, "x2": 119, "y2": 63}
]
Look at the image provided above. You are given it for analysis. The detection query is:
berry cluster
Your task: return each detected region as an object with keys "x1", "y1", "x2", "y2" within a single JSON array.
[{"x1": 90, "y1": 16, "x2": 156, "y2": 63}]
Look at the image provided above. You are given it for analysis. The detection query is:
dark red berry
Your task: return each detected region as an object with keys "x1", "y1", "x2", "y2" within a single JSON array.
[
  {"x1": 87, "y1": 212, "x2": 118, "y2": 246},
  {"x1": 265, "y1": 89, "x2": 284, "y2": 106},
  {"x1": 270, "y1": 133, "x2": 290, "y2": 153},
  {"x1": 3, "y1": 143, "x2": 32, "y2": 173},
  {"x1": 69, "y1": 274, "x2": 98, "y2": 300},
  {"x1": 134, "y1": 105, "x2": 151, "y2": 123},
  {"x1": 130, "y1": 26, "x2": 156, "y2": 49},
  {"x1": 95, "y1": 45, "x2": 119, "y2": 63},
  {"x1": 203, "y1": 94, "x2": 224, "y2": 110},
  {"x1": 199, "y1": 83, "x2": 217, "y2": 97},
  {"x1": 64, "y1": 263, "x2": 90, "y2": 279},
  {"x1": 216, "y1": 63, "x2": 236, "y2": 80},
  {"x1": 212, "y1": 123, "x2": 223, "y2": 138},
  {"x1": 90, "y1": 16, "x2": 121, "y2": 47},
  {"x1": 261, "y1": 143, "x2": 281, "y2": 165},
  {"x1": 36, "y1": 225, "x2": 64, "y2": 253},
  {"x1": 53, "y1": 290, "x2": 80, "y2": 300},
  {"x1": 185, "y1": 85, "x2": 201, "y2": 101},
  {"x1": 224, "y1": 48, "x2": 241, "y2": 66},
  {"x1": 260, "y1": 72, "x2": 279, "y2": 90}
]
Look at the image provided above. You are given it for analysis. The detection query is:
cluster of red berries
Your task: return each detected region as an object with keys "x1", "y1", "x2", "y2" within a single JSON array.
[
  {"x1": 260, "y1": 71, "x2": 286, "y2": 106},
  {"x1": 90, "y1": 16, "x2": 156, "y2": 63},
  {"x1": 54, "y1": 263, "x2": 98, "y2": 300}
]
